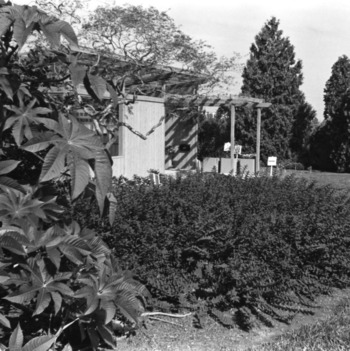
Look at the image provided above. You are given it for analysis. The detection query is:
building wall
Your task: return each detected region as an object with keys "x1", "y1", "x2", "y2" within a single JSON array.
[
  {"x1": 113, "y1": 95, "x2": 165, "y2": 178},
  {"x1": 165, "y1": 115, "x2": 198, "y2": 170}
]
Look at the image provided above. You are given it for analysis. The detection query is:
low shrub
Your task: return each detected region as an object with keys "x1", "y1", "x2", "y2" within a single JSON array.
[{"x1": 72, "y1": 173, "x2": 350, "y2": 330}]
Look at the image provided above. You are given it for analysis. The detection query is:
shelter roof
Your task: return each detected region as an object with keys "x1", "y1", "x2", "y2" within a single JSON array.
[{"x1": 72, "y1": 47, "x2": 209, "y2": 95}]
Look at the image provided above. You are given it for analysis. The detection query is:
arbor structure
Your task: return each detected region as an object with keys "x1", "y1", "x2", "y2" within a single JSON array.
[{"x1": 240, "y1": 17, "x2": 316, "y2": 163}]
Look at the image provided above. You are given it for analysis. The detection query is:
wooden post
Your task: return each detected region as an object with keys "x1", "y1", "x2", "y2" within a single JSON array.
[
  {"x1": 230, "y1": 104, "x2": 236, "y2": 175},
  {"x1": 256, "y1": 108, "x2": 261, "y2": 173}
]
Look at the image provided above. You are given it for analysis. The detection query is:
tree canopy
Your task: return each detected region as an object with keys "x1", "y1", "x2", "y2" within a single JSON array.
[
  {"x1": 240, "y1": 17, "x2": 317, "y2": 163},
  {"x1": 81, "y1": 3, "x2": 241, "y2": 95},
  {"x1": 310, "y1": 55, "x2": 350, "y2": 172}
]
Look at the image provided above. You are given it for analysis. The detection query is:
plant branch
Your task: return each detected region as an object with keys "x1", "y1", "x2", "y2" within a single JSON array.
[
  {"x1": 22, "y1": 74, "x2": 70, "y2": 84},
  {"x1": 142, "y1": 312, "x2": 192, "y2": 318}
]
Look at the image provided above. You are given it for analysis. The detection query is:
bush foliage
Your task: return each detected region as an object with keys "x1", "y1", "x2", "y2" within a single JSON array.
[
  {"x1": 0, "y1": 2, "x2": 149, "y2": 350},
  {"x1": 73, "y1": 173, "x2": 350, "y2": 330}
]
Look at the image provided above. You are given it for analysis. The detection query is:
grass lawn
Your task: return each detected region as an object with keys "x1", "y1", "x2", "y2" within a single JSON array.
[
  {"x1": 248, "y1": 295, "x2": 350, "y2": 351},
  {"x1": 117, "y1": 289, "x2": 350, "y2": 351},
  {"x1": 284, "y1": 170, "x2": 350, "y2": 192}
]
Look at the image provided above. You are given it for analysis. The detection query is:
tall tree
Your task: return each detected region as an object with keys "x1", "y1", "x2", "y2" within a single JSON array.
[
  {"x1": 240, "y1": 17, "x2": 316, "y2": 163},
  {"x1": 317, "y1": 55, "x2": 350, "y2": 172}
]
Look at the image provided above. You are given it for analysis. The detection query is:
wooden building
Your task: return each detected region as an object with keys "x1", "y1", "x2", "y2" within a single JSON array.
[
  {"x1": 52, "y1": 47, "x2": 271, "y2": 178},
  {"x1": 63, "y1": 50, "x2": 209, "y2": 178}
]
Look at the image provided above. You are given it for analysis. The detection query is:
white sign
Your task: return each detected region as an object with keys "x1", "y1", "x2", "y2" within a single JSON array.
[
  {"x1": 224, "y1": 142, "x2": 231, "y2": 152},
  {"x1": 267, "y1": 156, "x2": 277, "y2": 166},
  {"x1": 234, "y1": 145, "x2": 242, "y2": 155},
  {"x1": 223, "y1": 143, "x2": 242, "y2": 155}
]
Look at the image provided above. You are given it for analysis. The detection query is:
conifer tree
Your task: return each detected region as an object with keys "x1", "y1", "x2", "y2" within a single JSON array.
[
  {"x1": 240, "y1": 17, "x2": 316, "y2": 162},
  {"x1": 318, "y1": 55, "x2": 350, "y2": 171}
]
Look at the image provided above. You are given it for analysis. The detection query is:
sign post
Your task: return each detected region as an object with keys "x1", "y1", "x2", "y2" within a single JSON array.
[{"x1": 267, "y1": 156, "x2": 277, "y2": 176}]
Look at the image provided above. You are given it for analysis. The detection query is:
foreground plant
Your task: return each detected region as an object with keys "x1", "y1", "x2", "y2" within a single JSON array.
[{"x1": 0, "y1": 1, "x2": 150, "y2": 350}]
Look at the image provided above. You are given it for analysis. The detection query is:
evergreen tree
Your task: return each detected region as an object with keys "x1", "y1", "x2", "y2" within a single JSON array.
[
  {"x1": 240, "y1": 17, "x2": 316, "y2": 163},
  {"x1": 319, "y1": 55, "x2": 350, "y2": 171}
]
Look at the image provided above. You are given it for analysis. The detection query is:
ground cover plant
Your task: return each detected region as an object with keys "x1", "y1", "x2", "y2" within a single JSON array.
[{"x1": 73, "y1": 172, "x2": 350, "y2": 331}]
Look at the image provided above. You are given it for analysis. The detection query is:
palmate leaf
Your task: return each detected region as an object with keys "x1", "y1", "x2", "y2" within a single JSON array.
[
  {"x1": 0, "y1": 188, "x2": 52, "y2": 227},
  {"x1": 75, "y1": 264, "x2": 146, "y2": 325},
  {"x1": 0, "y1": 4, "x2": 79, "y2": 51},
  {"x1": 22, "y1": 114, "x2": 111, "y2": 209},
  {"x1": 4, "y1": 97, "x2": 53, "y2": 146},
  {"x1": 4, "y1": 260, "x2": 73, "y2": 316}
]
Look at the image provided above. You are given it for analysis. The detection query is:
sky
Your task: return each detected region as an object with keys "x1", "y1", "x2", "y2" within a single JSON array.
[{"x1": 15, "y1": 0, "x2": 350, "y2": 121}]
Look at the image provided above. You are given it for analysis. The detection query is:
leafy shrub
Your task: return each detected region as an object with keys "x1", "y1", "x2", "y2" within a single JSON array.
[
  {"x1": 73, "y1": 173, "x2": 350, "y2": 330},
  {"x1": 0, "y1": 3, "x2": 149, "y2": 350}
]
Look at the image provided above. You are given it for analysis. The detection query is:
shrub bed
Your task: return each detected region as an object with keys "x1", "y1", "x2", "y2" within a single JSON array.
[{"x1": 72, "y1": 173, "x2": 350, "y2": 329}]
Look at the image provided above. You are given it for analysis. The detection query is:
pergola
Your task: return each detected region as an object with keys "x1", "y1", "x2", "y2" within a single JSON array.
[
  {"x1": 73, "y1": 46, "x2": 209, "y2": 95},
  {"x1": 166, "y1": 95, "x2": 272, "y2": 174},
  {"x1": 72, "y1": 47, "x2": 272, "y2": 174}
]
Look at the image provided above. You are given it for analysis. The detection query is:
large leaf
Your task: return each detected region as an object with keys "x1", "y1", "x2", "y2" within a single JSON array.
[
  {"x1": 67, "y1": 152, "x2": 90, "y2": 200},
  {"x1": 0, "y1": 234, "x2": 27, "y2": 255},
  {"x1": 40, "y1": 147, "x2": 66, "y2": 182},
  {"x1": 4, "y1": 97, "x2": 52, "y2": 146},
  {"x1": 0, "y1": 4, "x2": 78, "y2": 51},
  {"x1": 40, "y1": 20, "x2": 79, "y2": 50},
  {"x1": 86, "y1": 74, "x2": 108, "y2": 101},
  {"x1": 0, "y1": 160, "x2": 21, "y2": 175},
  {"x1": 97, "y1": 325, "x2": 116, "y2": 348},
  {"x1": 0, "y1": 188, "x2": 51, "y2": 227},
  {"x1": 0, "y1": 313, "x2": 11, "y2": 329},
  {"x1": 22, "y1": 335, "x2": 57, "y2": 351},
  {"x1": 9, "y1": 323, "x2": 23, "y2": 351},
  {"x1": 68, "y1": 56, "x2": 87, "y2": 88},
  {"x1": 0, "y1": 15, "x2": 12, "y2": 39},
  {"x1": 0, "y1": 74, "x2": 13, "y2": 100},
  {"x1": 107, "y1": 192, "x2": 117, "y2": 226},
  {"x1": 22, "y1": 132, "x2": 57, "y2": 153},
  {"x1": 4, "y1": 259, "x2": 73, "y2": 316},
  {"x1": 0, "y1": 176, "x2": 25, "y2": 193},
  {"x1": 23, "y1": 114, "x2": 111, "y2": 207},
  {"x1": 94, "y1": 150, "x2": 112, "y2": 215}
]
